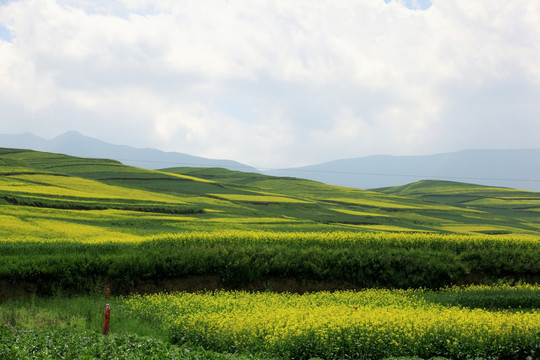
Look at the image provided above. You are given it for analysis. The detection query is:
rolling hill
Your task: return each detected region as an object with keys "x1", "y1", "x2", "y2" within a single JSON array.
[{"x1": 2, "y1": 147, "x2": 540, "y2": 238}]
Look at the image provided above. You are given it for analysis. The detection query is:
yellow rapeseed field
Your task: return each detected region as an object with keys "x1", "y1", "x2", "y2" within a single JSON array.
[{"x1": 123, "y1": 286, "x2": 540, "y2": 359}]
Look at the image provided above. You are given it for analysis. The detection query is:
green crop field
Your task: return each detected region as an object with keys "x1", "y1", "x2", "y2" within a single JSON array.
[{"x1": 1, "y1": 148, "x2": 539, "y2": 359}]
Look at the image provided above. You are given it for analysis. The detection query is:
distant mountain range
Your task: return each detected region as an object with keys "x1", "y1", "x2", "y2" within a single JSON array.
[
  {"x1": 0, "y1": 131, "x2": 258, "y2": 172},
  {"x1": 1, "y1": 131, "x2": 539, "y2": 192},
  {"x1": 266, "y1": 150, "x2": 540, "y2": 192}
]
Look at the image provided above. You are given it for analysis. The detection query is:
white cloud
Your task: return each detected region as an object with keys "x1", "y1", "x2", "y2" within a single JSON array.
[
  {"x1": 0, "y1": 0, "x2": 539, "y2": 168},
  {"x1": 0, "y1": 42, "x2": 57, "y2": 112}
]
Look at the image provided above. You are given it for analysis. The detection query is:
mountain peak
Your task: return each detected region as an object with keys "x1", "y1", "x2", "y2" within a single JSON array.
[
  {"x1": 0, "y1": 131, "x2": 45, "y2": 148},
  {"x1": 54, "y1": 130, "x2": 86, "y2": 139}
]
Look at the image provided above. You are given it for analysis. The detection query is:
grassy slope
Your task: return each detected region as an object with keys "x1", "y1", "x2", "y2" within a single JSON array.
[
  {"x1": 2, "y1": 148, "x2": 540, "y2": 235},
  {"x1": 164, "y1": 167, "x2": 540, "y2": 235},
  {"x1": 375, "y1": 180, "x2": 540, "y2": 234}
]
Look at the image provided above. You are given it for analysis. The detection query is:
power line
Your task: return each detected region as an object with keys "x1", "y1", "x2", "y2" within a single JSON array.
[
  {"x1": 116, "y1": 158, "x2": 540, "y2": 183},
  {"x1": 260, "y1": 168, "x2": 540, "y2": 183}
]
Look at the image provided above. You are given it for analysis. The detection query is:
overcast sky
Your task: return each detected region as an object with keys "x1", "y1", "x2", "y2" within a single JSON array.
[{"x1": 1, "y1": 0, "x2": 539, "y2": 169}]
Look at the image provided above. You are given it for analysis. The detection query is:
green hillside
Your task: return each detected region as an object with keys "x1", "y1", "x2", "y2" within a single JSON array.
[
  {"x1": 2, "y1": 148, "x2": 540, "y2": 238},
  {"x1": 375, "y1": 180, "x2": 540, "y2": 234},
  {"x1": 166, "y1": 167, "x2": 540, "y2": 235}
]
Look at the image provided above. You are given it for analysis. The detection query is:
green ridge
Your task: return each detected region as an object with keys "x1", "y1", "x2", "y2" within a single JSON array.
[{"x1": 2, "y1": 148, "x2": 540, "y2": 235}]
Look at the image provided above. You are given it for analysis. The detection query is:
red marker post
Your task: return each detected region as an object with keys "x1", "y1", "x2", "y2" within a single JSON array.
[{"x1": 102, "y1": 304, "x2": 111, "y2": 335}]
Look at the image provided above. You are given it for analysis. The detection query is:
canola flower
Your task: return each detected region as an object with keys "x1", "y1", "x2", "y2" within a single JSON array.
[
  {"x1": 123, "y1": 286, "x2": 540, "y2": 359},
  {"x1": 0, "y1": 210, "x2": 146, "y2": 243},
  {"x1": 2, "y1": 195, "x2": 540, "y2": 247},
  {"x1": 149, "y1": 230, "x2": 540, "y2": 249}
]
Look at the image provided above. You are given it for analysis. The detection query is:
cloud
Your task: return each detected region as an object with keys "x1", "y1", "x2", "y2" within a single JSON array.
[{"x1": 0, "y1": 0, "x2": 539, "y2": 168}]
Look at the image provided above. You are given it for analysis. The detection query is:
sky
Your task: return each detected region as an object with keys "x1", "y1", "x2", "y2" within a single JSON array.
[{"x1": 1, "y1": 0, "x2": 539, "y2": 169}]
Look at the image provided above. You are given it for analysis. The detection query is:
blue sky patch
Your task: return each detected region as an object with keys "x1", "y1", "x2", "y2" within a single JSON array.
[
  {"x1": 384, "y1": 0, "x2": 433, "y2": 10},
  {"x1": 0, "y1": 25, "x2": 13, "y2": 42}
]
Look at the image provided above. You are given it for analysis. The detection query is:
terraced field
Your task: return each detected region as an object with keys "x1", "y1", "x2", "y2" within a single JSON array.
[{"x1": 3, "y1": 148, "x2": 540, "y2": 236}]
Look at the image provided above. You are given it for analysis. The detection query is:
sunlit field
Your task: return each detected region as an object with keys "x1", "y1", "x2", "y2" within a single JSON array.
[
  {"x1": 1, "y1": 149, "x2": 540, "y2": 359},
  {"x1": 123, "y1": 285, "x2": 540, "y2": 359}
]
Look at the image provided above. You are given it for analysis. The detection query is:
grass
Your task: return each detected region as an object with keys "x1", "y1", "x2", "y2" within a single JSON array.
[
  {"x1": 209, "y1": 193, "x2": 313, "y2": 203},
  {"x1": 0, "y1": 298, "x2": 253, "y2": 359}
]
